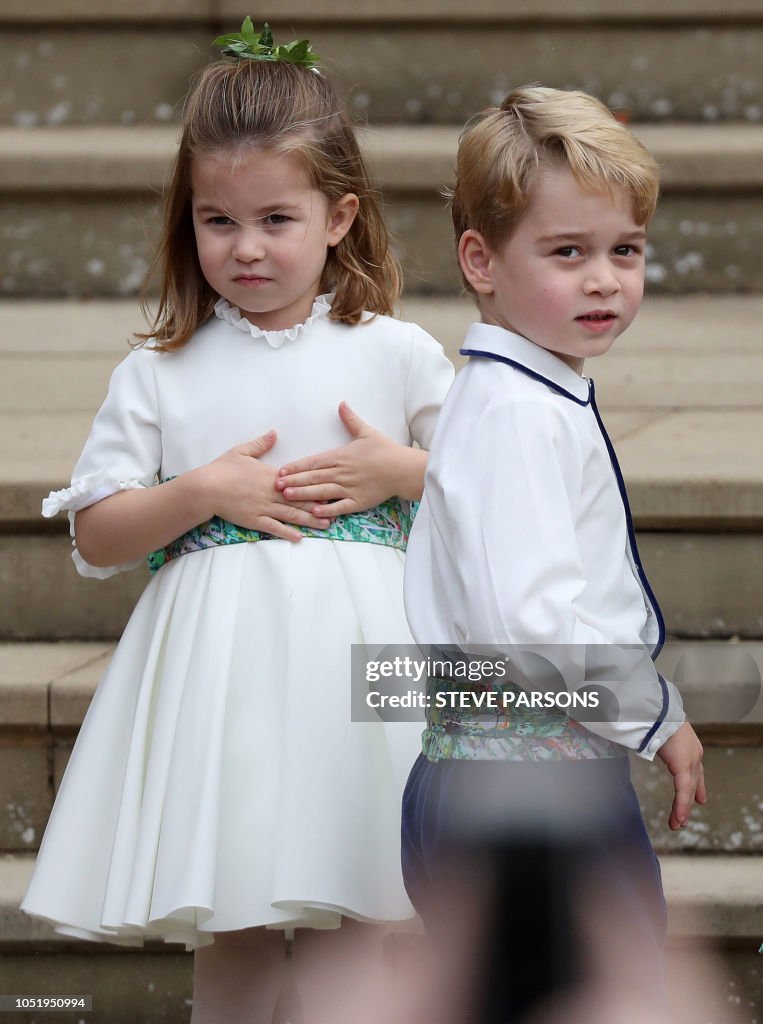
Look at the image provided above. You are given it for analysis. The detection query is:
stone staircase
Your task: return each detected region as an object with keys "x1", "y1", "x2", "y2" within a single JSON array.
[
  {"x1": 1, "y1": 1, "x2": 762, "y2": 1021},
  {"x1": 3, "y1": 4, "x2": 763, "y2": 296}
]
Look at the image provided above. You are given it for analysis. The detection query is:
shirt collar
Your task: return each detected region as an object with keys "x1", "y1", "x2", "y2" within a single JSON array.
[{"x1": 460, "y1": 322, "x2": 591, "y2": 405}]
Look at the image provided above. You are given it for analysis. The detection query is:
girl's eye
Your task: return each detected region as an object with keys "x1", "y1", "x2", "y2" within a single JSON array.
[
  {"x1": 209, "y1": 215, "x2": 233, "y2": 226},
  {"x1": 555, "y1": 246, "x2": 582, "y2": 258},
  {"x1": 263, "y1": 213, "x2": 290, "y2": 226}
]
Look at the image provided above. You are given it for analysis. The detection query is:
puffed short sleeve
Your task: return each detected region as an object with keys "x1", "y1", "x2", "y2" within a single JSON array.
[
  {"x1": 42, "y1": 349, "x2": 162, "y2": 579},
  {"x1": 404, "y1": 324, "x2": 455, "y2": 449}
]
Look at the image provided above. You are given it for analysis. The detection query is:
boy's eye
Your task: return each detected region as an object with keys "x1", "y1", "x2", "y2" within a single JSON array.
[
  {"x1": 555, "y1": 246, "x2": 582, "y2": 258},
  {"x1": 614, "y1": 244, "x2": 641, "y2": 257}
]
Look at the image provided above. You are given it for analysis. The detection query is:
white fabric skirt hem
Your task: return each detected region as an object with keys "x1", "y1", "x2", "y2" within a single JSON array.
[
  {"x1": 22, "y1": 540, "x2": 423, "y2": 950},
  {"x1": 23, "y1": 896, "x2": 414, "y2": 951}
]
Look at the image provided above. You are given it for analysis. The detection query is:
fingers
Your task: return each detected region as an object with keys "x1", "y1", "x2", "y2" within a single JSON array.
[
  {"x1": 276, "y1": 466, "x2": 341, "y2": 492},
  {"x1": 695, "y1": 764, "x2": 708, "y2": 805},
  {"x1": 656, "y1": 722, "x2": 706, "y2": 831},
  {"x1": 281, "y1": 483, "x2": 347, "y2": 503},
  {"x1": 668, "y1": 764, "x2": 703, "y2": 831},
  {"x1": 291, "y1": 499, "x2": 332, "y2": 514},
  {"x1": 312, "y1": 498, "x2": 357, "y2": 517},
  {"x1": 247, "y1": 502, "x2": 331, "y2": 541},
  {"x1": 253, "y1": 517, "x2": 304, "y2": 542},
  {"x1": 277, "y1": 454, "x2": 341, "y2": 482},
  {"x1": 668, "y1": 777, "x2": 689, "y2": 831},
  {"x1": 238, "y1": 430, "x2": 277, "y2": 458},
  {"x1": 338, "y1": 400, "x2": 370, "y2": 438},
  {"x1": 267, "y1": 504, "x2": 330, "y2": 531}
]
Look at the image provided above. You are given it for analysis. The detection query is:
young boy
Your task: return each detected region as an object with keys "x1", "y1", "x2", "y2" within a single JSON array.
[{"x1": 401, "y1": 87, "x2": 706, "y2": 983}]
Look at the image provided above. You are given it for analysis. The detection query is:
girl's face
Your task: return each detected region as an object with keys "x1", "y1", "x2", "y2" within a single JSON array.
[{"x1": 191, "y1": 147, "x2": 358, "y2": 331}]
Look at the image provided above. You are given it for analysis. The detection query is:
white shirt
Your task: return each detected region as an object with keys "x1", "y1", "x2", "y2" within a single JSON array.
[
  {"x1": 404, "y1": 322, "x2": 685, "y2": 760},
  {"x1": 43, "y1": 296, "x2": 455, "y2": 578}
]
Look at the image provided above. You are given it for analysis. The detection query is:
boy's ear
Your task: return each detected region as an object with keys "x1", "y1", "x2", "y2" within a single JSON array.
[
  {"x1": 327, "y1": 193, "x2": 360, "y2": 246},
  {"x1": 458, "y1": 230, "x2": 495, "y2": 294}
]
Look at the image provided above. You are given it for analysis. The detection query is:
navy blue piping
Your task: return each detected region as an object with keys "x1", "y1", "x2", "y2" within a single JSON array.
[
  {"x1": 637, "y1": 674, "x2": 670, "y2": 753},
  {"x1": 459, "y1": 348, "x2": 591, "y2": 406},
  {"x1": 465, "y1": 348, "x2": 669, "y2": 748},
  {"x1": 588, "y1": 380, "x2": 666, "y2": 659}
]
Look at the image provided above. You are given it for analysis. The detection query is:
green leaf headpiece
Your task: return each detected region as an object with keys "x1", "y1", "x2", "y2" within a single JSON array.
[{"x1": 213, "y1": 17, "x2": 321, "y2": 70}]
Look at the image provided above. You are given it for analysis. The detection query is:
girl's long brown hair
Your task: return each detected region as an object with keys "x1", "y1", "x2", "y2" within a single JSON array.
[{"x1": 136, "y1": 59, "x2": 401, "y2": 350}]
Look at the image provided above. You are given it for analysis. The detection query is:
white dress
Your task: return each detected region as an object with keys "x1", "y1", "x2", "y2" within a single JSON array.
[{"x1": 21, "y1": 296, "x2": 455, "y2": 949}]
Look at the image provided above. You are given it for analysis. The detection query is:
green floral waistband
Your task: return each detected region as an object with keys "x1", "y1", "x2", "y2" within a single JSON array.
[
  {"x1": 147, "y1": 493, "x2": 416, "y2": 573},
  {"x1": 422, "y1": 676, "x2": 622, "y2": 762}
]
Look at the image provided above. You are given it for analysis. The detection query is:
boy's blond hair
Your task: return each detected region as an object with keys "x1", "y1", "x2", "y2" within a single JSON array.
[{"x1": 452, "y1": 86, "x2": 659, "y2": 291}]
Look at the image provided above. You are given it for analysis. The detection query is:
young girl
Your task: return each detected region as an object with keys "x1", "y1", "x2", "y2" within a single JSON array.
[{"x1": 21, "y1": 25, "x2": 454, "y2": 1023}]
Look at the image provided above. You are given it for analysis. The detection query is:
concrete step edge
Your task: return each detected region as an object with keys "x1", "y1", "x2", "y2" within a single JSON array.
[
  {"x1": 6, "y1": 294, "x2": 763, "y2": 528},
  {"x1": 4, "y1": 0, "x2": 763, "y2": 24},
  {"x1": 1, "y1": 641, "x2": 761, "y2": 733},
  {"x1": 659, "y1": 855, "x2": 763, "y2": 938},
  {"x1": 1, "y1": 853, "x2": 760, "y2": 943},
  {"x1": 0, "y1": 854, "x2": 187, "y2": 949},
  {"x1": 17, "y1": 482, "x2": 763, "y2": 535},
  {"x1": 2, "y1": 125, "x2": 763, "y2": 192},
  {"x1": 6, "y1": 294, "x2": 763, "y2": 352}
]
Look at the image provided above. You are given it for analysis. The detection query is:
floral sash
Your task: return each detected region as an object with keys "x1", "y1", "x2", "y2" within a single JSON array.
[{"x1": 148, "y1": 495, "x2": 415, "y2": 573}]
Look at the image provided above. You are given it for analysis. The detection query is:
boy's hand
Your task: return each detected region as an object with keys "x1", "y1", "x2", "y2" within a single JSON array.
[
  {"x1": 197, "y1": 431, "x2": 331, "y2": 542},
  {"x1": 655, "y1": 722, "x2": 707, "y2": 831},
  {"x1": 276, "y1": 402, "x2": 424, "y2": 514}
]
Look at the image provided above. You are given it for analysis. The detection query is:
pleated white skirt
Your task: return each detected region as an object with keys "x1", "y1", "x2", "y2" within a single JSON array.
[{"x1": 21, "y1": 539, "x2": 422, "y2": 948}]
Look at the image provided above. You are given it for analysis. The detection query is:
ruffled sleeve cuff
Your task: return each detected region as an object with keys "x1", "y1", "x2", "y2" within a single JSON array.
[
  {"x1": 70, "y1": 544, "x2": 145, "y2": 580},
  {"x1": 42, "y1": 474, "x2": 148, "y2": 579},
  {"x1": 42, "y1": 473, "x2": 145, "y2": 519}
]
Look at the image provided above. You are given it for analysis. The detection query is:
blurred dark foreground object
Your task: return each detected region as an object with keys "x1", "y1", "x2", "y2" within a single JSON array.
[{"x1": 402, "y1": 754, "x2": 668, "y2": 1024}]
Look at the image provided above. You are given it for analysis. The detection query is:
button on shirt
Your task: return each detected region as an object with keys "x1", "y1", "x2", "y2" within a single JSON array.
[{"x1": 404, "y1": 323, "x2": 685, "y2": 760}]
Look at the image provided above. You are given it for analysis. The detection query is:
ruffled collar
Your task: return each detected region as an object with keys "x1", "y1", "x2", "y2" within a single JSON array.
[{"x1": 213, "y1": 293, "x2": 332, "y2": 348}]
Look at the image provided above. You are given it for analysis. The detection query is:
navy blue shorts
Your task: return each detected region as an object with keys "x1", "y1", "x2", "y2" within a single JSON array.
[{"x1": 402, "y1": 753, "x2": 666, "y2": 936}]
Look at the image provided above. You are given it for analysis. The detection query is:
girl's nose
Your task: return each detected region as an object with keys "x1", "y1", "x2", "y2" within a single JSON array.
[{"x1": 232, "y1": 227, "x2": 265, "y2": 262}]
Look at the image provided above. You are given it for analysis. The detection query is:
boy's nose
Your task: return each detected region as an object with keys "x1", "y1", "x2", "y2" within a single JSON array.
[{"x1": 583, "y1": 258, "x2": 621, "y2": 296}]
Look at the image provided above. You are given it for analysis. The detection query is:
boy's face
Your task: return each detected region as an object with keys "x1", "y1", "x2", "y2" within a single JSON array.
[{"x1": 462, "y1": 165, "x2": 647, "y2": 373}]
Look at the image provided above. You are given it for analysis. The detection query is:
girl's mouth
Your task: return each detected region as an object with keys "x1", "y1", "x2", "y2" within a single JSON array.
[{"x1": 235, "y1": 276, "x2": 271, "y2": 285}]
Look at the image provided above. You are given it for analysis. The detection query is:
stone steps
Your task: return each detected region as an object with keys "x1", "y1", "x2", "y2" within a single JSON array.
[
  {"x1": 6, "y1": 0, "x2": 763, "y2": 18},
  {"x1": 0, "y1": 853, "x2": 192, "y2": 1023},
  {"x1": 2, "y1": 295, "x2": 763, "y2": 638},
  {"x1": 1, "y1": 634, "x2": 760, "y2": 1017},
  {"x1": 1, "y1": 640, "x2": 760, "y2": 855},
  {"x1": 2, "y1": 2, "x2": 763, "y2": 126},
  {"x1": 0, "y1": 851, "x2": 759, "y2": 1022},
  {"x1": 1, "y1": 8, "x2": 759, "y2": 1021},
  {"x1": 2, "y1": 124, "x2": 763, "y2": 296},
  {"x1": 7, "y1": 531, "x2": 758, "y2": 639}
]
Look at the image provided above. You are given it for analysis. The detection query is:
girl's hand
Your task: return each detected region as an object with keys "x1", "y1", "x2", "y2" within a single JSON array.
[
  {"x1": 655, "y1": 722, "x2": 707, "y2": 831},
  {"x1": 275, "y1": 402, "x2": 428, "y2": 517},
  {"x1": 198, "y1": 431, "x2": 330, "y2": 542}
]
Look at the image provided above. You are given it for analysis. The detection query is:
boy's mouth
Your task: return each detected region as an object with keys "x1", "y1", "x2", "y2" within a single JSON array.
[{"x1": 575, "y1": 311, "x2": 617, "y2": 331}]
